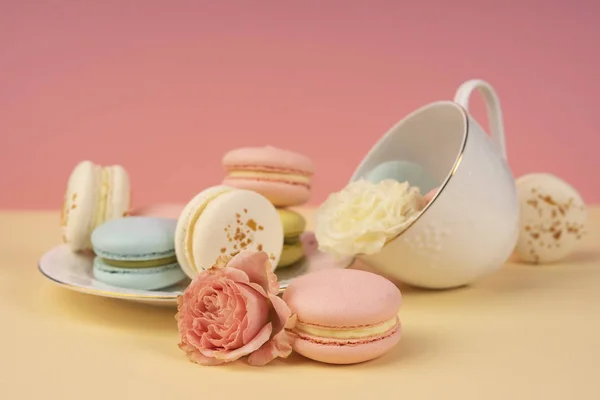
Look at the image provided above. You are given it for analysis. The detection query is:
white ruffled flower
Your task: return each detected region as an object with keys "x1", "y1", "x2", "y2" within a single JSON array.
[{"x1": 315, "y1": 179, "x2": 425, "y2": 257}]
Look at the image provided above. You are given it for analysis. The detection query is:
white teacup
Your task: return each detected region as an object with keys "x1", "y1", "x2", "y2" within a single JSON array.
[{"x1": 350, "y1": 79, "x2": 519, "y2": 289}]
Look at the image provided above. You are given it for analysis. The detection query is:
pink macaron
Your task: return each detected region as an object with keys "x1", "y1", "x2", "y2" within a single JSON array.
[
  {"x1": 283, "y1": 269, "x2": 402, "y2": 364},
  {"x1": 222, "y1": 146, "x2": 314, "y2": 207}
]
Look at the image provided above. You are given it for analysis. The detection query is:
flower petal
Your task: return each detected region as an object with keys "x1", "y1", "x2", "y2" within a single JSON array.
[
  {"x1": 188, "y1": 350, "x2": 226, "y2": 366},
  {"x1": 237, "y1": 284, "x2": 270, "y2": 344},
  {"x1": 268, "y1": 294, "x2": 292, "y2": 335},
  {"x1": 227, "y1": 251, "x2": 279, "y2": 295},
  {"x1": 247, "y1": 329, "x2": 296, "y2": 366},
  {"x1": 211, "y1": 323, "x2": 273, "y2": 362}
]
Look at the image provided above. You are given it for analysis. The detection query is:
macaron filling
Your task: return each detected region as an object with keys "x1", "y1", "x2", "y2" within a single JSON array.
[
  {"x1": 226, "y1": 170, "x2": 311, "y2": 186},
  {"x1": 100, "y1": 255, "x2": 178, "y2": 268},
  {"x1": 284, "y1": 236, "x2": 300, "y2": 245},
  {"x1": 92, "y1": 166, "x2": 111, "y2": 230},
  {"x1": 93, "y1": 258, "x2": 186, "y2": 290},
  {"x1": 294, "y1": 316, "x2": 399, "y2": 340}
]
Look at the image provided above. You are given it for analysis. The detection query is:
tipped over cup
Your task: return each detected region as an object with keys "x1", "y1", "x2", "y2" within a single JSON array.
[{"x1": 347, "y1": 80, "x2": 519, "y2": 289}]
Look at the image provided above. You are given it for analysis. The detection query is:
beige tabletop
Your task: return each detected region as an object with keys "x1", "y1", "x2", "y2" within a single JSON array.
[{"x1": 1, "y1": 208, "x2": 599, "y2": 400}]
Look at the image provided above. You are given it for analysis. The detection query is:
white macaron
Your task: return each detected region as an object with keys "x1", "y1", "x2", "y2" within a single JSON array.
[
  {"x1": 61, "y1": 161, "x2": 130, "y2": 251},
  {"x1": 175, "y1": 185, "x2": 283, "y2": 278},
  {"x1": 515, "y1": 173, "x2": 586, "y2": 263}
]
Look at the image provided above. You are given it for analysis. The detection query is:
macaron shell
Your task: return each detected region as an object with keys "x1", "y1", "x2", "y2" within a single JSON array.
[
  {"x1": 106, "y1": 165, "x2": 130, "y2": 220},
  {"x1": 278, "y1": 208, "x2": 306, "y2": 237},
  {"x1": 515, "y1": 173, "x2": 587, "y2": 263},
  {"x1": 61, "y1": 161, "x2": 98, "y2": 251},
  {"x1": 93, "y1": 257, "x2": 186, "y2": 290},
  {"x1": 222, "y1": 146, "x2": 314, "y2": 175},
  {"x1": 282, "y1": 269, "x2": 402, "y2": 328},
  {"x1": 222, "y1": 177, "x2": 310, "y2": 207},
  {"x1": 278, "y1": 242, "x2": 304, "y2": 268},
  {"x1": 293, "y1": 325, "x2": 402, "y2": 365},
  {"x1": 92, "y1": 217, "x2": 177, "y2": 260}
]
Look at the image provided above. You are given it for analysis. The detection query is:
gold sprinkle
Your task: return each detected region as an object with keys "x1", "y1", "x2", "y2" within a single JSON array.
[
  {"x1": 247, "y1": 219, "x2": 257, "y2": 231},
  {"x1": 526, "y1": 199, "x2": 538, "y2": 208},
  {"x1": 540, "y1": 195, "x2": 557, "y2": 206}
]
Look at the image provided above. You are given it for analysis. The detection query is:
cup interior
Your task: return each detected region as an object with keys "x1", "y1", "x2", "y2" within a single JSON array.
[{"x1": 351, "y1": 101, "x2": 467, "y2": 193}]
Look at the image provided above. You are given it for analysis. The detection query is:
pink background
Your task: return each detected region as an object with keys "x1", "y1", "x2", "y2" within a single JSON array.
[{"x1": 1, "y1": 1, "x2": 599, "y2": 210}]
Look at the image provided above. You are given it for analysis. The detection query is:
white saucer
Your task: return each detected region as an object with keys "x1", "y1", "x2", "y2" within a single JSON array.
[{"x1": 38, "y1": 240, "x2": 353, "y2": 307}]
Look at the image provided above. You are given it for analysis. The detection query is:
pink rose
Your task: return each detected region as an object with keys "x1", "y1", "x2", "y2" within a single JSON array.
[{"x1": 176, "y1": 251, "x2": 296, "y2": 366}]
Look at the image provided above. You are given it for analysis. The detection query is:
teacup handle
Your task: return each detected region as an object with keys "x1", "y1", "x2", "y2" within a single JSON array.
[{"x1": 454, "y1": 79, "x2": 507, "y2": 160}]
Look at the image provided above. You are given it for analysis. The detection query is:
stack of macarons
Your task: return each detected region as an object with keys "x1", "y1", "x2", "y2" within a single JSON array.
[{"x1": 222, "y1": 146, "x2": 314, "y2": 268}]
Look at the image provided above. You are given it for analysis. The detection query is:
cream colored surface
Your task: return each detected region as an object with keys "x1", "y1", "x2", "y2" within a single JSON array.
[{"x1": 2, "y1": 208, "x2": 600, "y2": 400}]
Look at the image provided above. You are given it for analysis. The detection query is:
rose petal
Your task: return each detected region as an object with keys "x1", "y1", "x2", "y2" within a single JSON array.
[
  {"x1": 187, "y1": 349, "x2": 225, "y2": 366},
  {"x1": 236, "y1": 284, "x2": 270, "y2": 344},
  {"x1": 178, "y1": 340, "x2": 196, "y2": 354},
  {"x1": 285, "y1": 313, "x2": 297, "y2": 330},
  {"x1": 227, "y1": 251, "x2": 279, "y2": 295},
  {"x1": 206, "y1": 323, "x2": 273, "y2": 362},
  {"x1": 268, "y1": 294, "x2": 292, "y2": 335},
  {"x1": 247, "y1": 329, "x2": 296, "y2": 366},
  {"x1": 245, "y1": 296, "x2": 295, "y2": 366},
  {"x1": 219, "y1": 267, "x2": 251, "y2": 285}
]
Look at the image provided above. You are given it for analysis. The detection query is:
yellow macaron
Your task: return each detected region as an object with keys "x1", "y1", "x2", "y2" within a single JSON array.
[{"x1": 277, "y1": 209, "x2": 306, "y2": 268}]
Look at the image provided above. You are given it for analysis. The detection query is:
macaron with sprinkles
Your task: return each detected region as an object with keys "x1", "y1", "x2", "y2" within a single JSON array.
[
  {"x1": 175, "y1": 185, "x2": 284, "y2": 278},
  {"x1": 61, "y1": 160, "x2": 130, "y2": 252},
  {"x1": 91, "y1": 217, "x2": 186, "y2": 290}
]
